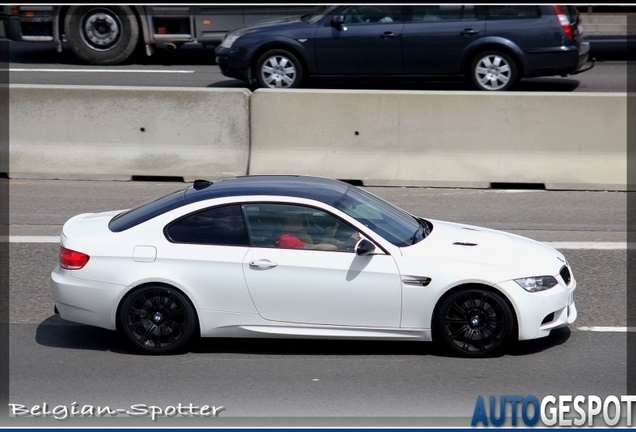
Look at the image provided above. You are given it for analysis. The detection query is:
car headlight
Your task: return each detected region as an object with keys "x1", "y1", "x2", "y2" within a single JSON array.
[
  {"x1": 514, "y1": 276, "x2": 558, "y2": 292},
  {"x1": 220, "y1": 33, "x2": 242, "y2": 49}
]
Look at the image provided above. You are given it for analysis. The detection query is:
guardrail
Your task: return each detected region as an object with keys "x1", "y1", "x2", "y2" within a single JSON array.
[
  {"x1": 249, "y1": 89, "x2": 627, "y2": 191},
  {"x1": 7, "y1": 85, "x2": 628, "y2": 191},
  {"x1": 9, "y1": 85, "x2": 251, "y2": 181}
]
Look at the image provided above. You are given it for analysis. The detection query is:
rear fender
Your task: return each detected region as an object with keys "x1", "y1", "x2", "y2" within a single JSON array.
[{"x1": 464, "y1": 37, "x2": 529, "y2": 77}]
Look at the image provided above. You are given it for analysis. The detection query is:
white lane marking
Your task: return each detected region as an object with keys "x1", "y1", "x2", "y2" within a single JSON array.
[
  {"x1": 8, "y1": 236, "x2": 59, "y2": 243},
  {"x1": 4, "y1": 237, "x2": 634, "y2": 250},
  {"x1": 544, "y1": 242, "x2": 634, "y2": 250},
  {"x1": 577, "y1": 327, "x2": 636, "y2": 333},
  {"x1": 4, "y1": 68, "x2": 194, "y2": 73}
]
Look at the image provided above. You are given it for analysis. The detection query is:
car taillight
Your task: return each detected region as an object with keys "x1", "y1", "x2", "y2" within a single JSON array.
[
  {"x1": 60, "y1": 246, "x2": 90, "y2": 270},
  {"x1": 553, "y1": 5, "x2": 573, "y2": 39}
]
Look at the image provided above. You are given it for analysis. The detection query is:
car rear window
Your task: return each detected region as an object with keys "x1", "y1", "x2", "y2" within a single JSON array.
[{"x1": 109, "y1": 188, "x2": 187, "y2": 232}]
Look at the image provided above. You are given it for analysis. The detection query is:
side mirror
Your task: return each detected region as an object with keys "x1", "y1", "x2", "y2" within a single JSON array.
[
  {"x1": 331, "y1": 15, "x2": 345, "y2": 27},
  {"x1": 355, "y1": 239, "x2": 376, "y2": 256}
]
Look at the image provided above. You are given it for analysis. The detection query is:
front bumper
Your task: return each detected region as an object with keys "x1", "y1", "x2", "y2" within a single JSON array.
[
  {"x1": 215, "y1": 46, "x2": 253, "y2": 84},
  {"x1": 499, "y1": 278, "x2": 577, "y2": 341}
]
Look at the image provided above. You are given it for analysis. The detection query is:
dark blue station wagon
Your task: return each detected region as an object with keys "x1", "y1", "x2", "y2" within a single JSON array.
[{"x1": 215, "y1": 5, "x2": 592, "y2": 91}]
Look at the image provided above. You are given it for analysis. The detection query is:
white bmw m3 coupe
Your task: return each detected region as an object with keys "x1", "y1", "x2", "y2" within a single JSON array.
[{"x1": 51, "y1": 175, "x2": 577, "y2": 356}]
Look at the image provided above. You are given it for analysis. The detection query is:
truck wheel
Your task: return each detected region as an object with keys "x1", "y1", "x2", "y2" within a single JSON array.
[{"x1": 64, "y1": 6, "x2": 139, "y2": 65}]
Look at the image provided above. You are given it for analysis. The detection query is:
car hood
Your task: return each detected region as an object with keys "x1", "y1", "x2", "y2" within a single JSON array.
[{"x1": 400, "y1": 219, "x2": 567, "y2": 278}]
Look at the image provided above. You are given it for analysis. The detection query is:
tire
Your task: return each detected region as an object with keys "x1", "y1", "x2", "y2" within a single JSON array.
[
  {"x1": 435, "y1": 287, "x2": 515, "y2": 357},
  {"x1": 64, "y1": 6, "x2": 139, "y2": 65},
  {"x1": 470, "y1": 51, "x2": 518, "y2": 91},
  {"x1": 118, "y1": 285, "x2": 197, "y2": 354},
  {"x1": 255, "y1": 49, "x2": 304, "y2": 89}
]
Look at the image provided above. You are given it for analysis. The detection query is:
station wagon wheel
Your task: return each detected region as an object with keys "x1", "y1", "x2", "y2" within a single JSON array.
[
  {"x1": 435, "y1": 288, "x2": 514, "y2": 357},
  {"x1": 255, "y1": 49, "x2": 304, "y2": 89},
  {"x1": 119, "y1": 286, "x2": 197, "y2": 354},
  {"x1": 470, "y1": 51, "x2": 518, "y2": 91}
]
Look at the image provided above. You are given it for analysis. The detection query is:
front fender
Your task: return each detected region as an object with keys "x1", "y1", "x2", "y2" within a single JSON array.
[{"x1": 244, "y1": 35, "x2": 317, "y2": 74}]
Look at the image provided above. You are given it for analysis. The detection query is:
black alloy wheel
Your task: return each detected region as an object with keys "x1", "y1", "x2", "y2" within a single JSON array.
[
  {"x1": 119, "y1": 286, "x2": 197, "y2": 354},
  {"x1": 435, "y1": 287, "x2": 514, "y2": 357}
]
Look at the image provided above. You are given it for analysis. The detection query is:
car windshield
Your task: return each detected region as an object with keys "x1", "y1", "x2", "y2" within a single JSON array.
[
  {"x1": 306, "y1": 5, "x2": 339, "y2": 24},
  {"x1": 333, "y1": 186, "x2": 426, "y2": 247}
]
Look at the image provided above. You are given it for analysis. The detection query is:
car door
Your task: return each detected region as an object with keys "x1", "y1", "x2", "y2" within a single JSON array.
[
  {"x1": 241, "y1": 203, "x2": 402, "y2": 327},
  {"x1": 402, "y1": 5, "x2": 485, "y2": 75},
  {"x1": 314, "y1": 5, "x2": 405, "y2": 75}
]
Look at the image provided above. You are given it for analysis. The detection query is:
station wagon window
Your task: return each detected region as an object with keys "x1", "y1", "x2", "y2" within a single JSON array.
[
  {"x1": 485, "y1": 6, "x2": 540, "y2": 19},
  {"x1": 165, "y1": 204, "x2": 249, "y2": 246},
  {"x1": 341, "y1": 6, "x2": 403, "y2": 24},
  {"x1": 243, "y1": 203, "x2": 359, "y2": 251},
  {"x1": 410, "y1": 5, "x2": 475, "y2": 22}
]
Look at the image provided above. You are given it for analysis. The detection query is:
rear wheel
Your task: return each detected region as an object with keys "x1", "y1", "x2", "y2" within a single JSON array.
[
  {"x1": 255, "y1": 49, "x2": 304, "y2": 89},
  {"x1": 470, "y1": 51, "x2": 518, "y2": 91},
  {"x1": 119, "y1": 285, "x2": 197, "y2": 354},
  {"x1": 435, "y1": 287, "x2": 514, "y2": 357},
  {"x1": 64, "y1": 6, "x2": 139, "y2": 65}
]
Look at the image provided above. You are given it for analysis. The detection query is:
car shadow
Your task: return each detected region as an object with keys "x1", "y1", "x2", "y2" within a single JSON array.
[
  {"x1": 36, "y1": 314, "x2": 571, "y2": 358},
  {"x1": 35, "y1": 315, "x2": 138, "y2": 355},
  {"x1": 506, "y1": 327, "x2": 572, "y2": 356},
  {"x1": 208, "y1": 76, "x2": 581, "y2": 92}
]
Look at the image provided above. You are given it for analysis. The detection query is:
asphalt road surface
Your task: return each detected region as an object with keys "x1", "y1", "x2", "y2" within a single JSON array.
[
  {"x1": 3, "y1": 40, "x2": 631, "y2": 92},
  {"x1": 5, "y1": 179, "x2": 633, "y2": 427}
]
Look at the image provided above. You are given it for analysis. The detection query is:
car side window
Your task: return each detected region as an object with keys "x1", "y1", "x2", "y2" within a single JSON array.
[
  {"x1": 485, "y1": 6, "x2": 541, "y2": 19},
  {"x1": 340, "y1": 6, "x2": 403, "y2": 24},
  {"x1": 243, "y1": 203, "x2": 360, "y2": 252},
  {"x1": 165, "y1": 204, "x2": 249, "y2": 246},
  {"x1": 410, "y1": 6, "x2": 475, "y2": 22}
]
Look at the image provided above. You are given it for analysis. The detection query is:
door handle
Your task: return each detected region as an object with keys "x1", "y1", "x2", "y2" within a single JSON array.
[
  {"x1": 249, "y1": 259, "x2": 278, "y2": 269},
  {"x1": 381, "y1": 32, "x2": 398, "y2": 39},
  {"x1": 461, "y1": 28, "x2": 479, "y2": 36}
]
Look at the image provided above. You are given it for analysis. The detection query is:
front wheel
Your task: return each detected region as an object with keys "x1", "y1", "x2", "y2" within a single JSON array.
[
  {"x1": 118, "y1": 285, "x2": 197, "y2": 354},
  {"x1": 470, "y1": 51, "x2": 518, "y2": 91},
  {"x1": 64, "y1": 6, "x2": 139, "y2": 65},
  {"x1": 255, "y1": 49, "x2": 304, "y2": 89},
  {"x1": 435, "y1": 287, "x2": 515, "y2": 357}
]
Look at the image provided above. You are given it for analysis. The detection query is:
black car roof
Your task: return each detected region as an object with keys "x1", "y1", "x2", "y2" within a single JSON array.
[
  {"x1": 185, "y1": 175, "x2": 352, "y2": 205},
  {"x1": 109, "y1": 175, "x2": 352, "y2": 232}
]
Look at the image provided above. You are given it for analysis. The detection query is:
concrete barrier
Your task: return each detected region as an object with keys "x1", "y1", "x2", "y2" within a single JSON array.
[
  {"x1": 249, "y1": 90, "x2": 627, "y2": 190},
  {"x1": 9, "y1": 85, "x2": 251, "y2": 181}
]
